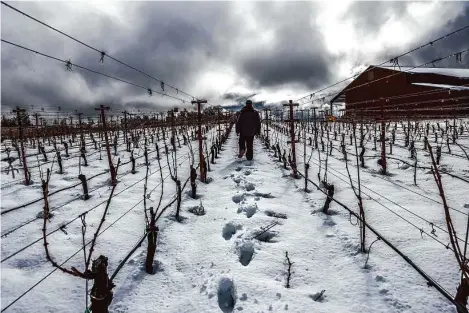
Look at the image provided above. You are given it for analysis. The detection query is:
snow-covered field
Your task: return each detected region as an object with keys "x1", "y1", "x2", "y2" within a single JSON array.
[{"x1": 1, "y1": 120, "x2": 469, "y2": 313}]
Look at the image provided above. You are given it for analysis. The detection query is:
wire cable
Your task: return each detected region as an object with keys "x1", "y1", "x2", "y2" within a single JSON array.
[
  {"x1": 1, "y1": 39, "x2": 190, "y2": 103},
  {"x1": 296, "y1": 23, "x2": 469, "y2": 102},
  {"x1": 0, "y1": 1, "x2": 199, "y2": 102}
]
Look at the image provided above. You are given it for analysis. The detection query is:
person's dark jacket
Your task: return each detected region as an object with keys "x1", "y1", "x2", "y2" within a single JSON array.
[{"x1": 236, "y1": 106, "x2": 261, "y2": 136}]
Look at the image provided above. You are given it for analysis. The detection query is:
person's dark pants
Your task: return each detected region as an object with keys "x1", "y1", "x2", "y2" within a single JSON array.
[{"x1": 239, "y1": 135, "x2": 254, "y2": 160}]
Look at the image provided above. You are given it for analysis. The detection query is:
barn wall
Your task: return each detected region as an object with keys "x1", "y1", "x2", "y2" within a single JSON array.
[{"x1": 344, "y1": 66, "x2": 469, "y2": 120}]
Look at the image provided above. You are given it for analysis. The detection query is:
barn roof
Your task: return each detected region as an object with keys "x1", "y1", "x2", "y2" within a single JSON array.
[
  {"x1": 375, "y1": 65, "x2": 469, "y2": 79},
  {"x1": 411, "y1": 82, "x2": 469, "y2": 91}
]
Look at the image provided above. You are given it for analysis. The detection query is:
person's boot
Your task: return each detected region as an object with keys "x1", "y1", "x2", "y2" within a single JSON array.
[
  {"x1": 238, "y1": 149, "x2": 245, "y2": 158},
  {"x1": 246, "y1": 138, "x2": 254, "y2": 160},
  {"x1": 246, "y1": 147, "x2": 253, "y2": 160}
]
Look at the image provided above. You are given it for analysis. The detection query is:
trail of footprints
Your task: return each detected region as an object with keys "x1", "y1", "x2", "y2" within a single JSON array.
[
  {"x1": 215, "y1": 150, "x2": 414, "y2": 312},
  {"x1": 227, "y1": 161, "x2": 283, "y2": 265},
  {"x1": 212, "y1": 160, "x2": 288, "y2": 312},
  {"x1": 211, "y1": 156, "x2": 398, "y2": 311}
]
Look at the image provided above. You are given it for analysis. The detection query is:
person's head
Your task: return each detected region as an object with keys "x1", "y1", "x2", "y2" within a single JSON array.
[{"x1": 246, "y1": 100, "x2": 253, "y2": 108}]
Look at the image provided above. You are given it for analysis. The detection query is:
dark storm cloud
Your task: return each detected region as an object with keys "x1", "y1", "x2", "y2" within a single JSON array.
[
  {"x1": 2, "y1": 1, "x2": 468, "y2": 116},
  {"x1": 221, "y1": 92, "x2": 257, "y2": 104},
  {"x1": 407, "y1": 3, "x2": 469, "y2": 68},
  {"x1": 95, "y1": 2, "x2": 230, "y2": 90},
  {"x1": 240, "y1": 50, "x2": 332, "y2": 89},
  {"x1": 222, "y1": 93, "x2": 244, "y2": 101},
  {"x1": 232, "y1": 2, "x2": 336, "y2": 90},
  {"x1": 1, "y1": 1, "x2": 231, "y2": 114},
  {"x1": 1, "y1": 1, "x2": 129, "y2": 113}
]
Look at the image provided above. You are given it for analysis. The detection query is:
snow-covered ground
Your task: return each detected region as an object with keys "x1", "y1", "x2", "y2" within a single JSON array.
[{"x1": 1, "y1": 122, "x2": 468, "y2": 313}]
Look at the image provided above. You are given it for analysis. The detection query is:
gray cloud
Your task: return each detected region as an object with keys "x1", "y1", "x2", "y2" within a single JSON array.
[
  {"x1": 342, "y1": 1, "x2": 469, "y2": 68},
  {"x1": 345, "y1": 1, "x2": 409, "y2": 36},
  {"x1": 221, "y1": 92, "x2": 258, "y2": 106},
  {"x1": 1, "y1": 1, "x2": 468, "y2": 116},
  {"x1": 231, "y1": 2, "x2": 335, "y2": 90},
  {"x1": 1, "y1": 1, "x2": 231, "y2": 114},
  {"x1": 239, "y1": 49, "x2": 333, "y2": 89},
  {"x1": 408, "y1": 3, "x2": 469, "y2": 67}
]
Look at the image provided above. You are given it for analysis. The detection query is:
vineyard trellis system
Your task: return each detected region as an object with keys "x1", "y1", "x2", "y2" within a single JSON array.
[
  {"x1": 260, "y1": 101, "x2": 469, "y2": 313},
  {"x1": 1, "y1": 101, "x2": 235, "y2": 312},
  {"x1": 2, "y1": 2, "x2": 469, "y2": 311}
]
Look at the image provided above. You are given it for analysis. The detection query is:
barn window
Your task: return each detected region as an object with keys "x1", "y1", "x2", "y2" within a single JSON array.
[{"x1": 368, "y1": 70, "x2": 374, "y2": 81}]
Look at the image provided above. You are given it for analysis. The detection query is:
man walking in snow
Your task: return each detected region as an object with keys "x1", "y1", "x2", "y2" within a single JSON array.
[{"x1": 236, "y1": 100, "x2": 261, "y2": 160}]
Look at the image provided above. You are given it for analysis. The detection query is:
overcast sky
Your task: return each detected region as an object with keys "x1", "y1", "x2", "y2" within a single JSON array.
[{"x1": 1, "y1": 1, "x2": 468, "y2": 115}]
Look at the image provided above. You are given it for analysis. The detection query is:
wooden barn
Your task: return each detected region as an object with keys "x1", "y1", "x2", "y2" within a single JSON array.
[{"x1": 331, "y1": 65, "x2": 469, "y2": 121}]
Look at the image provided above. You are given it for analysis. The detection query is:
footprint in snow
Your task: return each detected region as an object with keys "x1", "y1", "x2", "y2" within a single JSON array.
[
  {"x1": 375, "y1": 275, "x2": 387, "y2": 282},
  {"x1": 218, "y1": 277, "x2": 237, "y2": 313},
  {"x1": 238, "y1": 204, "x2": 257, "y2": 218},
  {"x1": 232, "y1": 194, "x2": 245, "y2": 204},
  {"x1": 322, "y1": 217, "x2": 336, "y2": 227},
  {"x1": 244, "y1": 182, "x2": 255, "y2": 191},
  {"x1": 238, "y1": 242, "x2": 254, "y2": 266},
  {"x1": 222, "y1": 222, "x2": 242, "y2": 240}
]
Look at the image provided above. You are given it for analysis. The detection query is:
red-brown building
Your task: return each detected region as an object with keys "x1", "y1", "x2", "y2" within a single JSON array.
[{"x1": 331, "y1": 66, "x2": 469, "y2": 121}]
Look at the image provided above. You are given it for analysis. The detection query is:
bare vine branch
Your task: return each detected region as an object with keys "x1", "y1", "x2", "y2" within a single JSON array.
[
  {"x1": 83, "y1": 159, "x2": 121, "y2": 272},
  {"x1": 427, "y1": 138, "x2": 468, "y2": 279}
]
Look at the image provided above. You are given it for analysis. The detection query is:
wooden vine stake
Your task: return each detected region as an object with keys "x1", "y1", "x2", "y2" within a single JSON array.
[
  {"x1": 283, "y1": 100, "x2": 299, "y2": 178},
  {"x1": 95, "y1": 105, "x2": 117, "y2": 185},
  {"x1": 191, "y1": 99, "x2": 208, "y2": 183},
  {"x1": 13, "y1": 107, "x2": 31, "y2": 185}
]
